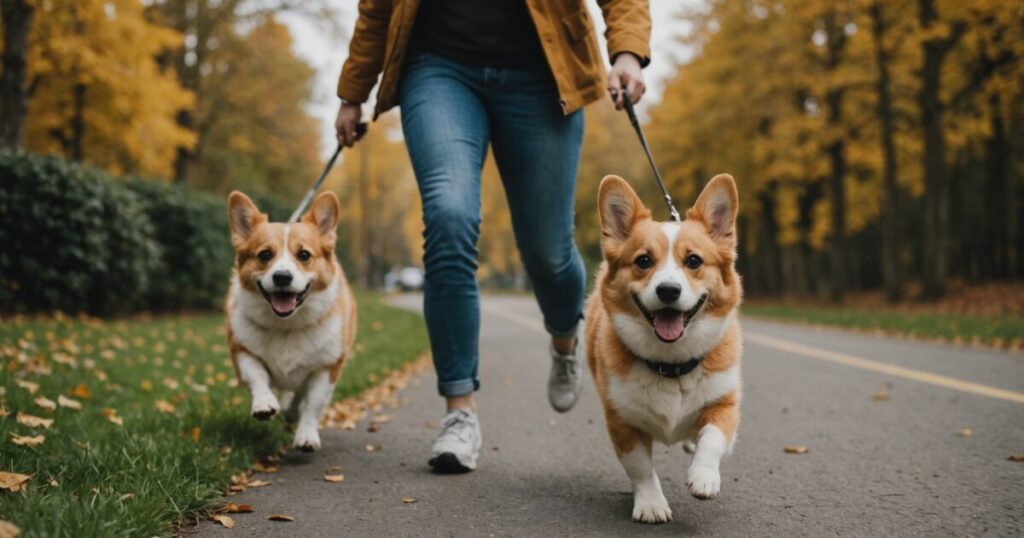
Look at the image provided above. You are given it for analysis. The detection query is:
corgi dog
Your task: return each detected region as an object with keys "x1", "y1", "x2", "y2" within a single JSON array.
[
  {"x1": 225, "y1": 191, "x2": 357, "y2": 452},
  {"x1": 585, "y1": 174, "x2": 742, "y2": 524}
]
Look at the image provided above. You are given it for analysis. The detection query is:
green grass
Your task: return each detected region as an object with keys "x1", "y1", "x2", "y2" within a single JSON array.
[
  {"x1": 743, "y1": 303, "x2": 1024, "y2": 346},
  {"x1": 0, "y1": 293, "x2": 427, "y2": 537}
]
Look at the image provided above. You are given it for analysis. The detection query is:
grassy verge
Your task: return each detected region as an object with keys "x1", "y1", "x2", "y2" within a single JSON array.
[
  {"x1": 0, "y1": 293, "x2": 427, "y2": 536},
  {"x1": 743, "y1": 303, "x2": 1024, "y2": 349}
]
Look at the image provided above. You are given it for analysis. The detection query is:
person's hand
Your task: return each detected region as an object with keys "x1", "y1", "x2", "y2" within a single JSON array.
[
  {"x1": 335, "y1": 101, "x2": 365, "y2": 147},
  {"x1": 608, "y1": 53, "x2": 645, "y2": 110}
]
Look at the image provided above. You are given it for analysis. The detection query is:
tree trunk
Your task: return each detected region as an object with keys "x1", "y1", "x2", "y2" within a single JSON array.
[
  {"x1": 917, "y1": 0, "x2": 957, "y2": 300},
  {"x1": 823, "y1": 11, "x2": 848, "y2": 303},
  {"x1": 870, "y1": 0, "x2": 905, "y2": 301},
  {"x1": 984, "y1": 93, "x2": 1010, "y2": 279},
  {"x1": 70, "y1": 83, "x2": 86, "y2": 160},
  {"x1": 0, "y1": 0, "x2": 35, "y2": 150}
]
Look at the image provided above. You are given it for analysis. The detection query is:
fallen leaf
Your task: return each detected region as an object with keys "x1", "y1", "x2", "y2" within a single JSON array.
[
  {"x1": 267, "y1": 514, "x2": 294, "y2": 522},
  {"x1": 323, "y1": 474, "x2": 345, "y2": 483},
  {"x1": 16, "y1": 413, "x2": 53, "y2": 429},
  {"x1": 33, "y1": 396, "x2": 56, "y2": 411},
  {"x1": 0, "y1": 519, "x2": 20, "y2": 538},
  {"x1": 10, "y1": 434, "x2": 44, "y2": 447},
  {"x1": 140, "y1": 380, "x2": 153, "y2": 392},
  {"x1": 402, "y1": 497, "x2": 418, "y2": 504},
  {"x1": 365, "y1": 444, "x2": 378, "y2": 452},
  {"x1": 0, "y1": 472, "x2": 31, "y2": 492},
  {"x1": 246, "y1": 479, "x2": 271, "y2": 488},
  {"x1": 119, "y1": 493, "x2": 134, "y2": 501},
  {"x1": 784, "y1": 445, "x2": 809, "y2": 454},
  {"x1": 15, "y1": 380, "x2": 38, "y2": 394},
  {"x1": 69, "y1": 384, "x2": 91, "y2": 399},
  {"x1": 57, "y1": 395, "x2": 81, "y2": 410},
  {"x1": 872, "y1": 384, "x2": 890, "y2": 401},
  {"x1": 252, "y1": 461, "x2": 277, "y2": 473},
  {"x1": 102, "y1": 408, "x2": 123, "y2": 426},
  {"x1": 957, "y1": 428, "x2": 973, "y2": 437},
  {"x1": 154, "y1": 400, "x2": 175, "y2": 414},
  {"x1": 191, "y1": 427, "x2": 201, "y2": 442},
  {"x1": 222, "y1": 503, "x2": 254, "y2": 514},
  {"x1": 210, "y1": 514, "x2": 235, "y2": 528},
  {"x1": 1009, "y1": 454, "x2": 1024, "y2": 462}
]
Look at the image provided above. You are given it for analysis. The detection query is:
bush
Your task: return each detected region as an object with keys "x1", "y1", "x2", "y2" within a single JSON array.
[{"x1": 0, "y1": 151, "x2": 290, "y2": 315}]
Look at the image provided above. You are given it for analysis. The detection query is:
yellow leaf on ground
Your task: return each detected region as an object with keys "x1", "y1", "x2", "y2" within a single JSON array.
[
  {"x1": 323, "y1": 474, "x2": 344, "y2": 483},
  {"x1": 154, "y1": 400, "x2": 175, "y2": 414},
  {"x1": 0, "y1": 472, "x2": 31, "y2": 492},
  {"x1": 784, "y1": 445, "x2": 809, "y2": 454},
  {"x1": 222, "y1": 502, "x2": 254, "y2": 514},
  {"x1": 246, "y1": 479, "x2": 271, "y2": 488},
  {"x1": 10, "y1": 434, "x2": 44, "y2": 447},
  {"x1": 15, "y1": 380, "x2": 38, "y2": 394},
  {"x1": 102, "y1": 408, "x2": 123, "y2": 426},
  {"x1": 365, "y1": 444, "x2": 378, "y2": 452},
  {"x1": 1009, "y1": 454, "x2": 1024, "y2": 462},
  {"x1": 402, "y1": 497, "x2": 418, "y2": 504},
  {"x1": 0, "y1": 519, "x2": 20, "y2": 538},
  {"x1": 210, "y1": 514, "x2": 235, "y2": 528},
  {"x1": 33, "y1": 396, "x2": 56, "y2": 411},
  {"x1": 69, "y1": 384, "x2": 91, "y2": 400},
  {"x1": 191, "y1": 427, "x2": 201, "y2": 442},
  {"x1": 872, "y1": 384, "x2": 890, "y2": 401},
  {"x1": 140, "y1": 380, "x2": 153, "y2": 392},
  {"x1": 16, "y1": 413, "x2": 53, "y2": 429},
  {"x1": 57, "y1": 395, "x2": 82, "y2": 410},
  {"x1": 957, "y1": 428, "x2": 973, "y2": 437},
  {"x1": 267, "y1": 514, "x2": 294, "y2": 522}
]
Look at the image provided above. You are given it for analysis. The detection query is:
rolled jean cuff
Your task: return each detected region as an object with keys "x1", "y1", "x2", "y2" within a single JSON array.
[
  {"x1": 438, "y1": 378, "x2": 479, "y2": 398},
  {"x1": 545, "y1": 314, "x2": 582, "y2": 339}
]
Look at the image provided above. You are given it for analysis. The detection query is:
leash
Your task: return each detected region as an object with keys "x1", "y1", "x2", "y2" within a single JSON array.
[
  {"x1": 619, "y1": 90, "x2": 681, "y2": 222},
  {"x1": 288, "y1": 123, "x2": 367, "y2": 223}
]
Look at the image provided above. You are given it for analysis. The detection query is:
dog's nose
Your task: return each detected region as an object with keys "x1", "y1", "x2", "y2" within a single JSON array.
[
  {"x1": 272, "y1": 271, "x2": 293, "y2": 287},
  {"x1": 656, "y1": 283, "x2": 682, "y2": 303}
]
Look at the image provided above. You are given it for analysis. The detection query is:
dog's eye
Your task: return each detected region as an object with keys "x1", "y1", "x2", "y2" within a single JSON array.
[
  {"x1": 684, "y1": 254, "x2": 703, "y2": 269},
  {"x1": 634, "y1": 254, "x2": 654, "y2": 270},
  {"x1": 297, "y1": 249, "x2": 312, "y2": 262},
  {"x1": 257, "y1": 249, "x2": 273, "y2": 263}
]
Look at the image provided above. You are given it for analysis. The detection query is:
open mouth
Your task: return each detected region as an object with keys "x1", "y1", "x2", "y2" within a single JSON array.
[
  {"x1": 632, "y1": 292, "x2": 708, "y2": 343},
  {"x1": 257, "y1": 282, "x2": 312, "y2": 318}
]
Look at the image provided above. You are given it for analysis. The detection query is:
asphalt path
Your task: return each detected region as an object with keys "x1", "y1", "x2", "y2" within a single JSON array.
[{"x1": 197, "y1": 294, "x2": 1024, "y2": 537}]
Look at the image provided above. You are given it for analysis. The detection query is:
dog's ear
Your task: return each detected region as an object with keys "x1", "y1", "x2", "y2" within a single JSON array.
[
  {"x1": 304, "y1": 191, "x2": 341, "y2": 243},
  {"x1": 599, "y1": 175, "x2": 649, "y2": 255},
  {"x1": 228, "y1": 191, "x2": 266, "y2": 248},
  {"x1": 688, "y1": 174, "x2": 738, "y2": 249}
]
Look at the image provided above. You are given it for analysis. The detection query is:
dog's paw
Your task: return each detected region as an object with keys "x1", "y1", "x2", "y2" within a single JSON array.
[
  {"x1": 632, "y1": 492, "x2": 672, "y2": 524},
  {"x1": 251, "y1": 393, "x2": 281, "y2": 421},
  {"x1": 292, "y1": 428, "x2": 321, "y2": 452},
  {"x1": 686, "y1": 464, "x2": 721, "y2": 500}
]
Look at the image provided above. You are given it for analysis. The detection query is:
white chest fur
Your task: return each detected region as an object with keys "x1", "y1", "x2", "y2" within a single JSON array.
[
  {"x1": 608, "y1": 364, "x2": 740, "y2": 445},
  {"x1": 228, "y1": 277, "x2": 344, "y2": 391}
]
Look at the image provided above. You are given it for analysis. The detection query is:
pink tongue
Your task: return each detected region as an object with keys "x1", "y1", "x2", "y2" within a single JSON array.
[
  {"x1": 271, "y1": 293, "x2": 298, "y2": 314},
  {"x1": 653, "y1": 311, "x2": 685, "y2": 341}
]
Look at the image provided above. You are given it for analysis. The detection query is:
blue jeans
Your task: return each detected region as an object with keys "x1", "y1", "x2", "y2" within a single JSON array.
[{"x1": 399, "y1": 52, "x2": 586, "y2": 397}]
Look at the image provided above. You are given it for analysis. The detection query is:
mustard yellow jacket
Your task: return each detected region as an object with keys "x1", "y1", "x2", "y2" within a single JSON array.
[{"x1": 337, "y1": 0, "x2": 651, "y2": 118}]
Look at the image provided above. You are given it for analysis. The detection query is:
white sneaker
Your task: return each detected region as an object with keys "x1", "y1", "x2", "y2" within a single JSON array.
[
  {"x1": 548, "y1": 328, "x2": 583, "y2": 413},
  {"x1": 429, "y1": 408, "x2": 482, "y2": 473}
]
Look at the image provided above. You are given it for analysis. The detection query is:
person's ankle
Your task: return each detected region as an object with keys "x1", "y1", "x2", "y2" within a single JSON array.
[
  {"x1": 446, "y1": 394, "x2": 476, "y2": 413},
  {"x1": 552, "y1": 336, "x2": 576, "y2": 355}
]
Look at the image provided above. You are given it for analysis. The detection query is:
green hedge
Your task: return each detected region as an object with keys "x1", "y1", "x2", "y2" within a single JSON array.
[{"x1": 0, "y1": 151, "x2": 290, "y2": 315}]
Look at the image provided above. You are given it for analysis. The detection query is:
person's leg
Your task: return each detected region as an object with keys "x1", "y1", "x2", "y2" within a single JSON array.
[
  {"x1": 487, "y1": 69, "x2": 587, "y2": 351},
  {"x1": 399, "y1": 53, "x2": 489, "y2": 409}
]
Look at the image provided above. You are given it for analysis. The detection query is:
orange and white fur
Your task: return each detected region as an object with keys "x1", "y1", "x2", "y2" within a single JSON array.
[
  {"x1": 585, "y1": 174, "x2": 742, "y2": 523},
  {"x1": 225, "y1": 191, "x2": 356, "y2": 452}
]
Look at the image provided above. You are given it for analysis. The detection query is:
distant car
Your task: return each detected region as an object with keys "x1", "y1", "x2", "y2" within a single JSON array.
[{"x1": 398, "y1": 266, "x2": 424, "y2": 291}]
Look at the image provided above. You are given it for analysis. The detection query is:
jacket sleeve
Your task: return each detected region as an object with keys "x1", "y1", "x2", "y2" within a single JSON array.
[
  {"x1": 597, "y1": 0, "x2": 652, "y2": 67},
  {"x1": 337, "y1": 0, "x2": 392, "y2": 102}
]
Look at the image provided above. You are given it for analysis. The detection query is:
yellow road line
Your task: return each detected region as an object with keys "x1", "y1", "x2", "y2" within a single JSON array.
[
  {"x1": 479, "y1": 303, "x2": 1024, "y2": 405},
  {"x1": 746, "y1": 332, "x2": 1024, "y2": 405}
]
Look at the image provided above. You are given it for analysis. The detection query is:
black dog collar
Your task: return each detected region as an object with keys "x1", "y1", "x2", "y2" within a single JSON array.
[{"x1": 640, "y1": 356, "x2": 703, "y2": 378}]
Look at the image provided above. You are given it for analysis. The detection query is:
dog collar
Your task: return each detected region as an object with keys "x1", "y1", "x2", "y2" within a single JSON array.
[{"x1": 640, "y1": 356, "x2": 703, "y2": 378}]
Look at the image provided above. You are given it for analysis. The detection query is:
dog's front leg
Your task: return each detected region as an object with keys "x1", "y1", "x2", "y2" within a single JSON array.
[
  {"x1": 237, "y1": 352, "x2": 280, "y2": 420},
  {"x1": 292, "y1": 369, "x2": 332, "y2": 452},
  {"x1": 687, "y1": 392, "x2": 740, "y2": 499},
  {"x1": 605, "y1": 411, "x2": 671, "y2": 523}
]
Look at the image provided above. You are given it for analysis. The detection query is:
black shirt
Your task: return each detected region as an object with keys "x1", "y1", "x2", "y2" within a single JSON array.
[{"x1": 409, "y1": 0, "x2": 547, "y2": 68}]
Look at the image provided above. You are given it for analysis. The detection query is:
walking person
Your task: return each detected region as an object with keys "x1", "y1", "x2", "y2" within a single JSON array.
[{"x1": 335, "y1": 0, "x2": 650, "y2": 473}]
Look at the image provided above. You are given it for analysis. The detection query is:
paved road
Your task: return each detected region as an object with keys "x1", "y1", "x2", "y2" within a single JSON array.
[{"x1": 199, "y1": 295, "x2": 1024, "y2": 537}]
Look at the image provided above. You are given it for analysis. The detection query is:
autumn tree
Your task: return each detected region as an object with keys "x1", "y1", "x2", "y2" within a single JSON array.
[{"x1": 0, "y1": 0, "x2": 34, "y2": 149}]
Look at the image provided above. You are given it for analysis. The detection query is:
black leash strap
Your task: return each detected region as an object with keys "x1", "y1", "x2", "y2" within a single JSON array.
[
  {"x1": 288, "y1": 123, "x2": 367, "y2": 223},
  {"x1": 620, "y1": 91, "x2": 681, "y2": 222}
]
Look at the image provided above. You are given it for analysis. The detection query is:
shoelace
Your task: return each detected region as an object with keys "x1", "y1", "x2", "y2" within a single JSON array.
[
  {"x1": 552, "y1": 354, "x2": 579, "y2": 384},
  {"x1": 439, "y1": 410, "x2": 475, "y2": 442}
]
